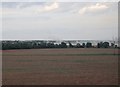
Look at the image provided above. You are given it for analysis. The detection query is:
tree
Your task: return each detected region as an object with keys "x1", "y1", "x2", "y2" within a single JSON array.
[
  {"x1": 68, "y1": 42, "x2": 74, "y2": 48},
  {"x1": 102, "y1": 42, "x2": 109, "y2": 48},
  {"x1": 86, "y1": 42, "x2": 92, "y2": 48},
  {"x1": 54, "y1": 44, "x2": 60, "y2": 48},
  {"x1": 60, "y1": 42, "x2": 67, "y2": 48},
  {"x1": 47, "y1": 42, "x2": 55, "y2": 48},
  {"x1": 97, "y1": 43, "x2": 100, "y2": 48},
  {"x1": 39, "y1": 41, "x2": 47, "y2": 48},
  {"x1": 115, "y1": 45, "x2": 118, "y2": 48},
  {"x1": 82, "y1": 43, "x2": 85, "y2": 48},
  {"x1": 76, "y1": 43, "x2": 81, "y2": 48},
  {"x1": 111, "y1": 43, "x2": 114, "y2": 48},
  {"x1": 99, "y1": 42, "x2": 103, "y2": 48}
]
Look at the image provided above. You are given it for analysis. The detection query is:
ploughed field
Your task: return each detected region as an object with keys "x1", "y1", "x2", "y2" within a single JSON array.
[{"x1": 2, "y1": 48, "x2": 119, "y2": 85}]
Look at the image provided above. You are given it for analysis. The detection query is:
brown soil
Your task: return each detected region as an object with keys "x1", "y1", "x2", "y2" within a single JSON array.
[{"x1": 2, "y1": 48, "x2": 118, "y2": 85}]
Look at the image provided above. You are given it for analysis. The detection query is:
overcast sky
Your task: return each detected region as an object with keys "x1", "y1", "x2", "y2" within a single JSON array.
[{"x1": 1, "y1": 1, "x2": 118, "y2": 40}]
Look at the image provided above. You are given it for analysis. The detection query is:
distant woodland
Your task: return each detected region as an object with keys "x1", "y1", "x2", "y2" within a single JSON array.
[{"x1": 1, "y1": 40, "x2": 118, "y2": 50}]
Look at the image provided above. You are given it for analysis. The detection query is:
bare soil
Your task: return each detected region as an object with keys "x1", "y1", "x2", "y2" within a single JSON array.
[{"x1": 2, "y1": 48, "x2": 119, "y2": 85}]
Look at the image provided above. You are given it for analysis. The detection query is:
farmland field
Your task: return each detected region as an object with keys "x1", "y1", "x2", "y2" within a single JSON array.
[{"x1": 2, "y1": 48, "x2": 119, "y2": 85}]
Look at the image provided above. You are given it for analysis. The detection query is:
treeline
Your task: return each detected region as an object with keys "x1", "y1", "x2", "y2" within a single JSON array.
[{"x1": 1, "y1": 40, "x2": 118, "y2": 50}]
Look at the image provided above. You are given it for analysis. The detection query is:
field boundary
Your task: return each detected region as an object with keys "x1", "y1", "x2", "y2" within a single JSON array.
[{"x1": 2, "y1": 53, "x2": 120, "y2": 56}]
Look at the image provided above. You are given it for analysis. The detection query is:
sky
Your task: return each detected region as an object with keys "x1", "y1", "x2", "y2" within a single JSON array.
[{"x1": 0, "y1": 0, "x2": 118, "y2": 40}]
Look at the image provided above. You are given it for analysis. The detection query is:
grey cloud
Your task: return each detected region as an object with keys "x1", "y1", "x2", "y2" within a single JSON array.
[
  {"x1": 2, "y1": 2, "x2": 45, "y2": 9},
  {"x1": 2, "y1": 2, "x2": 118, "y2": 40}
]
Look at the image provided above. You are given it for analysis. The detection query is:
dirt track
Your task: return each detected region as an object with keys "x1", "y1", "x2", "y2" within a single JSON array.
[{"x1": 2, "y1": 48, "x2": 118, "y2": 85}]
